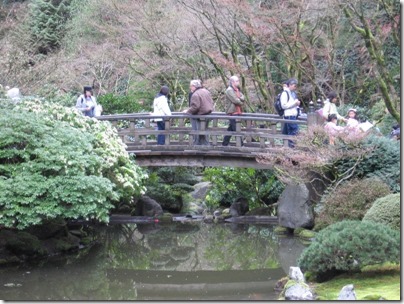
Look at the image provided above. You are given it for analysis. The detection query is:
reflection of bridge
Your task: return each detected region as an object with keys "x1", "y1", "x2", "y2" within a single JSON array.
[
  {"x1": 107, "y1": 268, "x2": 285, "y2": 300},
  {"x1": 98, "y1": 112, "x2": 317, "y2": 168}
]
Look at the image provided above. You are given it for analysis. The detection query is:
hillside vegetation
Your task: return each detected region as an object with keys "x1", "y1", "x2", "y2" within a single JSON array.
[{"x1": 0, "y1": 0, "x2": 400, "y2": 124}]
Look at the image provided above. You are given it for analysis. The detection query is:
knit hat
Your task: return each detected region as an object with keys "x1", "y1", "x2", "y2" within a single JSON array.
[{"x1": 347, "y1": 108, "x2": 357, "y2": 113}]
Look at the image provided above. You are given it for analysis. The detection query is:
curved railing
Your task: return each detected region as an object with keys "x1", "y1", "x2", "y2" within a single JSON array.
[{"x1": 97, "y1": 111, "x2": 313, "y2": 149}]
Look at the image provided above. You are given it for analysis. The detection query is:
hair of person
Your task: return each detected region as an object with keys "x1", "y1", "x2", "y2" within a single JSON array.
[
  {"x1": 229, "y1": 75, "x2": 239, "y2": 87},
  {"x1": 83, "y1": 86, "x2": 93, "y2": 94},
  {"x1": 327, "y1": 91, "x2": 337, "y2": 100},
  {"x1": 327, "y1": 113, "x2": 338, "y2": 122},
  {"x1": 160, "y1": 85, "x2": 170, "y2": 96},
  {"x1": 287, "y1": 78, "x2": 298, "y2": 86},
  {"x1": 190, "y1": 79, "x2": 202, "y2": 88}
]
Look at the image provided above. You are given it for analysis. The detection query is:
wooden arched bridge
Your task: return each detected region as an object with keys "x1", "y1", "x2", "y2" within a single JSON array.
[{"x1": 98, "y1": 111, "x2": 318, "y2": 169}]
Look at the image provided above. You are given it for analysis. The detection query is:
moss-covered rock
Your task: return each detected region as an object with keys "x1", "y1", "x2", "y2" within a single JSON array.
[
  {"x1": 157, "y1": 212, "x2": 173, "y2": 223},
  {"x1": 293, "y1": 228, "x2": 316, "y2": 239},
  {"x1": 274, "y1": 226, "x2": 290, "y2": 235},
  {"x1": 5, "y1": 231, "x2": 48, "y2": 256},
  {"x1": 360, "y1": 294, "x2": 386, "y2": 300}
]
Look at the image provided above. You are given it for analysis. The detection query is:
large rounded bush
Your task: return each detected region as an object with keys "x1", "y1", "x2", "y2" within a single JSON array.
[
  {"x1": 362, "y1": 193, "x2": 400, "y2": 231},
  {"x1": 314, "y1": 178, "x2": 391, "y2": 230},
  {"x1": 298, "y1": 220, "x2": 400, "y2": 282},
  {"x1": 0, "y1": 99, "x2": 147, "y2": 229}
]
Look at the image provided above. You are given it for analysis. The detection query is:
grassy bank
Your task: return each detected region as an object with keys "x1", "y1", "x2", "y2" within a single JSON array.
[{"x1": 312, "y1": 263, "x2": 400, "y2": 300}]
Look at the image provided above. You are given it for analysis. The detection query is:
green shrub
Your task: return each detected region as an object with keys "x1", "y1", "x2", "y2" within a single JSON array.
[
  {"x1": 363, "y1": 193, "x2": 400, "y2": 231},
  {"x1": 203, "y1": 167, "x2": 284, "y2": 211},
  {"x1": 149, "y1": 167, "x2": 200, "y2": 186},
  {"x1": 298, "y1": 220, "x2": 400, "y2": 282},
  {"x1": 0, "y1": 99, "x2": 147, "y2": 229},
  {"x1": 314, "y1": 178, "x2": 391, "y2": 230},
  {"x1": 97, "y1": 92, "x2": 152, "y2": 115},
  {"x1": 335, "y1": 135, "x2": 400, "y2": 193}
]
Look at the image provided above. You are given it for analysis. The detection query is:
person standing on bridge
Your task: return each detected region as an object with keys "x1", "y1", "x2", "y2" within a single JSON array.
[
  {"x1": 183, "y1": 79, "x2": 214, "y2": 145},
  {"x1": 76, "y1": 86, "x2": 98, "y2": 117},
  {"x1": 281, "y1": 78, "x2": 301, "y2": 148},
  {"x1": 152, "y1": 85, "x2": 171, "y2": 145},
  {"x1": 222, "y1": 75, "x2": 245, "y2": 146}
]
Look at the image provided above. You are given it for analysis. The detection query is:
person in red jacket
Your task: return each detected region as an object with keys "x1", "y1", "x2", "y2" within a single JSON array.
[{"x1": 222, "y1": 75, "x2": 244, "y2": 146}]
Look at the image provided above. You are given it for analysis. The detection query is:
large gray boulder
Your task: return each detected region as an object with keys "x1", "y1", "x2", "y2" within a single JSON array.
[
  {"x1": 190, "y1": 181, "x2": 212, "y2": 200},
  {"x1": 229, "y1": 197, "x2": 249, "y2": 217},
  {"x1": 277, "y1": 183, "x2": 314, "y2": 229},
  {"x1": 134, "y1": 195, "x2": 164, "y2": 217},
  {"x1": 284, "y1": 283, "x2": 315, "y2": 301}
]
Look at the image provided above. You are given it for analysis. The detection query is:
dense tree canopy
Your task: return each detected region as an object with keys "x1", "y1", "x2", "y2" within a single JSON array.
[{"x1": 0, "y1": 0, "x2": 399, "y2": 123}]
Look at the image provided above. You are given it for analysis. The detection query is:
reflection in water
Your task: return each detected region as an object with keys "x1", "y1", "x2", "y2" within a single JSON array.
[{"x1": 0, "y1": 222, "x2": 308, "y2": 301}]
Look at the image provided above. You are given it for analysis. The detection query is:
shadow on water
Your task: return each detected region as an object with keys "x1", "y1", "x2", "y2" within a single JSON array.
[{"x1": 0, "y1": 222, "x2": 308, "y2": 301}]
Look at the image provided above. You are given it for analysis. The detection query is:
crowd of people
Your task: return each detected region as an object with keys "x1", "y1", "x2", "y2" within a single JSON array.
[
  {"x1": 75, "y1": 77, "x2": 393, "y2": 148},
  {"x1": 320, "y1": 92, "x2": 376, "y2": 145},
  {"x1": 148, "y1": 77, "x2": 381, "y2": 147}
]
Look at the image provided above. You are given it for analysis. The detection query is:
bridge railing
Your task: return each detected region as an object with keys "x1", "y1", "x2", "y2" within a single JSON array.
[{"x1": 97, "y1": 112, "x2": 312, "y2": 148}]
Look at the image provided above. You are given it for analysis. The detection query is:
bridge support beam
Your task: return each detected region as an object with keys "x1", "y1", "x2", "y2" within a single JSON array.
[{"x1": 133, "y1": 155, "x2": 273, "y2": 169}]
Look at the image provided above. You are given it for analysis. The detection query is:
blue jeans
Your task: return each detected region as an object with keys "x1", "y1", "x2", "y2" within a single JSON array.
[
  {"x1": 157, "y1": 121, "x2": 165, "y2": 145},
  {"x1": 282, "y1": 116, "x2": 299, "y2": 148}
]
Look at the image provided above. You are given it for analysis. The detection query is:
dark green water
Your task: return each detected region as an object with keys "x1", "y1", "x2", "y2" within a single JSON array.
[{"x1": 0, "y1": 222, "x2": 308, "y2": 301}]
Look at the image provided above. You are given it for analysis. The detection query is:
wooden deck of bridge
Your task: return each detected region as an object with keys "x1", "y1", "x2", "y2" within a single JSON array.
[{"x1": 98, "y1": 111, "x2": 318, "y2": 168}]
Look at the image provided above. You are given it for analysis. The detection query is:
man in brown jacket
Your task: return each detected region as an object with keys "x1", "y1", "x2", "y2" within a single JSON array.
[{"x1": 184, "y1": 79, "x2": 214, "y2": 145}]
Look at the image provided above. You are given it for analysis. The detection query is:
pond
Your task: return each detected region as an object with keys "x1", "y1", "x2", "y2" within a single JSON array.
[{"x1": 0, "y1": 221, "x2": 308, "y2": 301}]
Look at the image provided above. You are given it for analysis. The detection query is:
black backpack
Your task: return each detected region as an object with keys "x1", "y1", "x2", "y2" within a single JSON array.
[{"x1": 274, "y1": 91, "x2": 289, "y2": 117}]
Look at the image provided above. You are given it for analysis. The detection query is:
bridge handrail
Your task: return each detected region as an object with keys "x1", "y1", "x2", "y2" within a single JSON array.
[
  {"x1": 97, "y1": 111, "x2": 312, "y2": 148},
  {"x1": 97, "y1": 112, "x2": 307, "y2": 124}
]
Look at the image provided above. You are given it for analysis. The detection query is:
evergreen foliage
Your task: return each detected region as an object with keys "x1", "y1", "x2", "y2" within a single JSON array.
[
  {"x1": 298, "y1": 220, "x2": 400, "y2": 282},
  {"x1": 0, "y1": 99, "x2": 147, "y2": 229},
  {"x1": 97, "y1": 92, "x2": 153, "y2": 115},
  {"x1": 28, "y1": 0, "x2": 73, "y2": 54},
  {"x1": 314, "y1": 178, "x2": 391, "y2": 231},
  {"x1": 334, "y1": 135, "x2": 400, "y2": 192},
  {"x1": 362, "y1": 193, "x2": 400, "y2": 231}
]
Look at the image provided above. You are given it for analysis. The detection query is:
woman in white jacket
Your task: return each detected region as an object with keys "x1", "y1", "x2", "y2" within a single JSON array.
[
  {"x1": 76, "y1": 86, "x2": 98, "y2": 117},
  {"x1": 322, "y1": 92, "x2": 347, "y2": 123},
  {"x1": 152, "y1": 86, "x2": 171, "y2": 145}
]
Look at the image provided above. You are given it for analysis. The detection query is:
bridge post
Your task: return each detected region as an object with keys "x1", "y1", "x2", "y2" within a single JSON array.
[
  {"x1": 235, "y1": 118, "x2": 243, "y2": 147},
  {"x1": 164, "y1": 117, "x2": 170, "y2": 145},
  {"x1": 307, "y1": 100, "x2": 317, "y2": 129}
]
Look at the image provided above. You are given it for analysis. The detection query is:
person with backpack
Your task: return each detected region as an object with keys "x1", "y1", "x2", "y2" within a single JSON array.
[
  {"x1": 222, "y1": 75, "x2": 245, "y2": 146},
  {"x1": 76, "y1": 86, "x2": 98, "y2": 117},
  {"x1": 281, "y1": 78, "x2": 301, "y2": 148}
]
